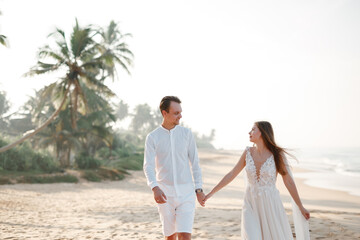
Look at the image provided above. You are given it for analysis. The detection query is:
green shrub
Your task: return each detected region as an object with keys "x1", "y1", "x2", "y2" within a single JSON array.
[
  {"x1": 82, "y1": 167, "x2": 125, "y2": 182},
  {"x1": 97, "y1": 147, "x2": 132, "y2": 159},
  {"x1": 32, "y1": 153, "x2": 59, "y2": 173},
  {"x1": 75, "y1": 153, "x2": 101, "y2": 169},
  {"x1": 0, "y1": 147, "x2": 29, "y2": 171},
  {"x1": 107, "y1": 154, "x2": 144, "y2": 171},
  {"x1": 115, "y1": 148, "x2": 131, "y2": 158},
  {"x1": 0, "y1": 137, "x2": 58, "y2": 172},
  {"x1": 18, "y1": 174, "x2": 78, "y2": 184},
  {"x1": 97, "y1": 167, "x2": 125, "y2": 180},
  {"x1": 82, "y1": 170, "x2": 101, "y2": 182},
  {"x1": 0, "y1": 176, "x2": 11, "y2": 185},
  {"x1": 96, "y1": 147, "x2": 112, "y2": 159}
]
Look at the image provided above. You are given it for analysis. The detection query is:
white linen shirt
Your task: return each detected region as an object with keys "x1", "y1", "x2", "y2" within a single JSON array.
[{"x1": 143, "y1": 125, "x2": 203, "y2": 197}]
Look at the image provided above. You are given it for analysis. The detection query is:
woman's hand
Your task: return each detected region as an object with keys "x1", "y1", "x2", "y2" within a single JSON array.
[
  {"x1": 204, "y1": 192, "x2": 214, "y2": 203},
  {"x1": 300, "y1": 206, "x2": 310, "y2": 220}
]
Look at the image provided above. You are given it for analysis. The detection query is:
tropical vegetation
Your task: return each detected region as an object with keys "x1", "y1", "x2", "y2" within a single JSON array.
[{"x1": 0, "y1": 19, "x2": 215, "y2": 184}]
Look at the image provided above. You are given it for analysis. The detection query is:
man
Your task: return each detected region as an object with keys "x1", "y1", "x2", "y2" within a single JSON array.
[{"x1": 143, "y1": 96, "x2": 205, "y2": 240}]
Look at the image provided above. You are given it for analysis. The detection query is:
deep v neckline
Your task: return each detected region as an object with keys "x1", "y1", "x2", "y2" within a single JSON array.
[{"x1": 248, "y1": 149, "x2": 273, "y2": 181}]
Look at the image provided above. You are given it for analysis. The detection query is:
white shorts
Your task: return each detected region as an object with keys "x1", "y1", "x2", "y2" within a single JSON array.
[{"x1": 156, "y1": 191, "x2": 196, "y2": 236}]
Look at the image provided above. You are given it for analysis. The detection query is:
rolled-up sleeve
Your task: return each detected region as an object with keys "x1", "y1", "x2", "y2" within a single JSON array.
[
  {"x1": 143, "y1": 134, "x2": 158, "y2": 190},
  {"x1": 188, "y1": 131, "x2": 203, "y2": 189}
]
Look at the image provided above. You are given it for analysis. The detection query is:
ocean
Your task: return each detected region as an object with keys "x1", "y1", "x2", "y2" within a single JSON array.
[{"x1": 292, "y1": 147, "x2": 360, "y2": 197}]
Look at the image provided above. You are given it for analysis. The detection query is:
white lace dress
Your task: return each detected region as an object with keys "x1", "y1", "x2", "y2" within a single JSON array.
[{"x1": 241, "y1": 147, "x2": 296, "y2": 240}]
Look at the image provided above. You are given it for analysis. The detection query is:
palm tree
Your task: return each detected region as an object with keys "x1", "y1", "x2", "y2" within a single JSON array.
[
  {"x1": 0, "y1": 19, "x2": 133, "y2": 153},
  {"x1": 97, "y1": 20, "x2": 134, "y2": 79},
  {"x1": 130, "y1": 104, "x2": 162, "y2": 139},
  {"x1": 0, "y1": 10, "x2": 8, "y2": 47},
  {"x1": 26, "y1": 86, "x2": 114, "y2": 167},
  {"x1": 36, "y1": 107, "x2": 81, "y2": 167},
  {"x1": 77, "y1": 109, "x2": 115, "y2": 156},
  {"x1": 0, "y1": 34, "x2": 7, "y2": 47}
]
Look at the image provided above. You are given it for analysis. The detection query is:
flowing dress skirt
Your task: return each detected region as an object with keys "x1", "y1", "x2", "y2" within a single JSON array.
[{"x1": 241, "y1": 185, "x2": 293, "y2": 240}]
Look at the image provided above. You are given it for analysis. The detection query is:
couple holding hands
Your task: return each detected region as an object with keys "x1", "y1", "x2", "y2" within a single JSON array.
[{"x1": 144, "y1": 96, "x2": 310, "y2": 240}]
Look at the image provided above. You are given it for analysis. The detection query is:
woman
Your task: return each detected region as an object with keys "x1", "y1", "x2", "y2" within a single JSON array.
[{"x1": 204, "y1": 121, "x2": 310, "y2": 240}]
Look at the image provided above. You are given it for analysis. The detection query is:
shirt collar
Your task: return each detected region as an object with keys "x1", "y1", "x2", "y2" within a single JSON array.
[{"x1": 160, "y1": 124, "x2": 178, "y2": 133}]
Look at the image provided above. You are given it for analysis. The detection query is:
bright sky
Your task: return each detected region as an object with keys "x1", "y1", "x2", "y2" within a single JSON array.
[{"x1": 0, "y1": 0, "x2": 359, "y2": 150}]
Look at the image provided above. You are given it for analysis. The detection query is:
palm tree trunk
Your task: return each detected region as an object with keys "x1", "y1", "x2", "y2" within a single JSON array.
[
  {"x1": 0, "y1": 86, "x2": 70, "y2": 153},
  {"x1": 59, "y1": 147, "x2": 67, "y2": 168},
  {"x1": 69, "y1": 90, "x2": 75, "y2": 130},
  {"x1": 72, "y1": 90, "x2": 78, "y2": 129},
  {"x1": 66, "y1": 147, "x2": 71, "y2": 167},
  {"x1": 56, "y1": 144, "x2": 60, "y2": 162}
]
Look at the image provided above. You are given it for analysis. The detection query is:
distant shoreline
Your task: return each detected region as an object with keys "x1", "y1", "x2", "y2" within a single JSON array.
[{"x1": 211, "y1": 148, "x2": 360, "y2": 198}]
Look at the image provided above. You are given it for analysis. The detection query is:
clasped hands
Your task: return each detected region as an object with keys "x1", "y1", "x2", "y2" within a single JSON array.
[{"x1": 152, "y1": 186, "x2": 213, "y2": 207}]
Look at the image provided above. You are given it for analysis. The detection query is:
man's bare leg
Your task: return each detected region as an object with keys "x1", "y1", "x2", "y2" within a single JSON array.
[
  {"x1": 178, "y1": 232, "x2": 191, "y2": 240},
  {"x1": 165, "y1": 233, "x2": 177, "y2": 240}
]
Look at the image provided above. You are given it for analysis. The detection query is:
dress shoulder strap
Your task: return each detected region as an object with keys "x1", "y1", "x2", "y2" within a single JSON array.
[{"x1": 244, "y1": 146, "x2": 251, "y2": 162}]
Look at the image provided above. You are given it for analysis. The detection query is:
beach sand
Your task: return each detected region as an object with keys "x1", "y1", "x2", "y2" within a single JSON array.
[{"x1": 0, "y1": 150, "x2": 360, "y2": 239}]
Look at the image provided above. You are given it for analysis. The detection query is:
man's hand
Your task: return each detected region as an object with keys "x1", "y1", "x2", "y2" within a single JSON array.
[
  {"x1": 196, "y1": 191, "x2": 206, "y2": 207},
  {"x1": 152, "y1": 186, "x2": 167, "y2": 204}
]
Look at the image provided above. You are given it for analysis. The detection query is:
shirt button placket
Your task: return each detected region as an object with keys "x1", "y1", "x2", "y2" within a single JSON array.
[{"x1": 170, "y1": 130, "x2": 179, "y2": 196}]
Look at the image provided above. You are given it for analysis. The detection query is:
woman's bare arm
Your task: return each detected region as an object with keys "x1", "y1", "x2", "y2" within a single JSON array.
[
  {"x1": 205, "y1": 150, "x2": 247, "y2": 200},
  {"x1": 282, "y1": 173, "x2": 310, "y2": 219}
]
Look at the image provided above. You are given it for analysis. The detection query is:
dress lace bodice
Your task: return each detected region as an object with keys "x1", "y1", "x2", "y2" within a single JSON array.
[{"x1": 245, "y1": 146, "x2": 277, "y2": 187}]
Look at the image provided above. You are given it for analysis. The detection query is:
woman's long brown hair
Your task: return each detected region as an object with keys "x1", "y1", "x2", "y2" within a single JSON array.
[{"x1": 255, "y1": 121, "x2": 295, "y2": 175}]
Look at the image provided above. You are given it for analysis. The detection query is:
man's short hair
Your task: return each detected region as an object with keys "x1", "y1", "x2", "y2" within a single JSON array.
[{"x1": 159, "y1": 96, "x2": 181, "y2": 114}]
